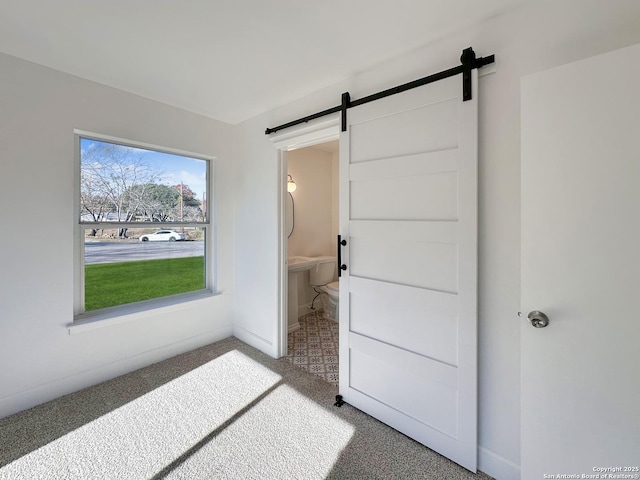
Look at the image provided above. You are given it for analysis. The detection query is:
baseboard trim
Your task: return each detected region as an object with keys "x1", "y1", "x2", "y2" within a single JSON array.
[
  {"x1": 0, "y1": 325, "x2": 233, "y2": 420},
  {"x1": 478, "y1": 446, "x2": 520, "y2": 480},
  {"x1": 232, "y1": 324, "x2": 274, "y2": 356},
  {"x1": 288, "y1": 321, "x2": 300, "y2": 333},
  {"x1": 297, "y1": 303, "x2": 314, "y2": 318}
]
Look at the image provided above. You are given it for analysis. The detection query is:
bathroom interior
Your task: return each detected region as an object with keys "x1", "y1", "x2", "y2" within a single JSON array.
[{"x1": 284, "y1": 140, "x2": 340, "y2": 384}]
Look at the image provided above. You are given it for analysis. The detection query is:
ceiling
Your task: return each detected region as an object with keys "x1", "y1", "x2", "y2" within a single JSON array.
[{"x1": 0, "y1": 0, "x2": 530, "y2": 124}]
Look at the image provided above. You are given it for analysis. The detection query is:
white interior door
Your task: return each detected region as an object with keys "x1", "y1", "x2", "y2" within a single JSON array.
[
  {"x1": 521, "y1": 44, "x2": 640, "y2": 478},
  {"x1": 338, "y1": 71, "x2": 478, "y2": 471}
]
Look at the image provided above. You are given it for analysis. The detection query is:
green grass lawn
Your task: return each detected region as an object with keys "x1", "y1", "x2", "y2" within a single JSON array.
[{"x1": 85, "y1": 256, "x2": 205, "y2": 311}]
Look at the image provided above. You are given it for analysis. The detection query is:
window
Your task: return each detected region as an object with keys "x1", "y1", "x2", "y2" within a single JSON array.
[{"x1": 75, "y1": 132, "x2": 214, "y2": 320}]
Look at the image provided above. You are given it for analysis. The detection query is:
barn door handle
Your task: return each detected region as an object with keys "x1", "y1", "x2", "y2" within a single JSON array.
[{"x1": 337, "y1": 235, "x2": 347, "y2": 277}]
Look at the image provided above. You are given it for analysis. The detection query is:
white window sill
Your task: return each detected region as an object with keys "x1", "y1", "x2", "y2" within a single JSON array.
[{"x1": 69, "y1": 290, "x2": 219, "y2": 335}]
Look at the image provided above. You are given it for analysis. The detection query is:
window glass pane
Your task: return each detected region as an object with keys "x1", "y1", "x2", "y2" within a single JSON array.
[
  {"x1": 84, "y1": 227, "x2": 206, "y2": 311},
  {"x1": 80, "y1": 138, "x2": 207, "y2": 224}
]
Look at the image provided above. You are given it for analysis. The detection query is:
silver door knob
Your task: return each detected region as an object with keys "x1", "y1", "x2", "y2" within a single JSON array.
[{"x1": 527, "y1": 310, "x2": 550, "y2": 328}]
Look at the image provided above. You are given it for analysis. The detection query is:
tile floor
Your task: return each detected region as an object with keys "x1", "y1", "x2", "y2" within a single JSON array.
[{"x1": 284, "y1": 309, "x2": 339, "y2": 385}]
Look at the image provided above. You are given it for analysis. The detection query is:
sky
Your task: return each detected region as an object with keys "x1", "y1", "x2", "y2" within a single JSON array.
[{"x1": 80, "y1": 137, "x2": 208, "y2": 201}]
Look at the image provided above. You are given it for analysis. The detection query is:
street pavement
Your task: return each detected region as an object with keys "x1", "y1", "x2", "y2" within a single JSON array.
[{"x1": 84, "y1": 240, "x2": 204, "y2": 264}]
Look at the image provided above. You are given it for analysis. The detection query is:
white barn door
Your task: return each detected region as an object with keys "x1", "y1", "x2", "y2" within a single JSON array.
[{"x1": 338, "y1": 71, "x2": 478, "y2": 471}]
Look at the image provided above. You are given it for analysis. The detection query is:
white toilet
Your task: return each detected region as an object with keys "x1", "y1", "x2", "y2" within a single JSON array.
[{"x1": 308, "y1": 256, "x2": 339, "y2": 321}]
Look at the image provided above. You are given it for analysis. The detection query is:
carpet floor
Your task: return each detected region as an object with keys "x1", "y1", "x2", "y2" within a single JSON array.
[{"x1": 0, "y1": 337, "x2": 492, "y2": 480}]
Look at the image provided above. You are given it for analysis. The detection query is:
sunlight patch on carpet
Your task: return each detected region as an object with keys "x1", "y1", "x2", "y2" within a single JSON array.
[
  {"x1": 163, "y1": 384, "x2": 355, "y2": 479},
  {"x1": 0, "y1": 350, "x2": 282, "y2": 479}
]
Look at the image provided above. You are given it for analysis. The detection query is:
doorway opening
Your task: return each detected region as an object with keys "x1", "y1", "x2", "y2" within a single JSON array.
[{"x1": 276, "y1": 126, "x2": 340, "y2": 386}]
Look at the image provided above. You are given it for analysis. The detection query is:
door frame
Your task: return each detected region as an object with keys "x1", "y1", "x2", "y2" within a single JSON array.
[{"x1": 270, "y1": 116, "x2": 340, "y2": 358}]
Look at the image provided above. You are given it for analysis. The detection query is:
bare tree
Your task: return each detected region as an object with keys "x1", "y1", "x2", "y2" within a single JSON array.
[
  {"x1": 181, "y1": 205, "x2": 205, "y2": 222},
  {"x1": 81, "y1": 142, "x2": 162, "y2": 237},
  {"x1": 80, "y1": 168, "x2": 110, "y2": 236}
]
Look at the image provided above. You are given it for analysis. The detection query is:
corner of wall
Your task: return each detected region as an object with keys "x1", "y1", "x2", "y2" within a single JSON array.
[
  {"x1": 479, "y1": 446, "x2": 520, "y2": 480},
  {"x1": 232, "y1": 324, "x2": 276, "y2": 358}
]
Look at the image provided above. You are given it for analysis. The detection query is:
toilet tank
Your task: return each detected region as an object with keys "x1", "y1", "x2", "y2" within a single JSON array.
[{"x1": 309, "y1": 256, "x2": 336, "y2": 286}]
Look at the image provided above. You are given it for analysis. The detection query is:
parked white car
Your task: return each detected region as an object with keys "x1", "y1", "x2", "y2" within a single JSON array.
[{"x1": 139, "y1": 230, "x2": 185, "y2": 242}]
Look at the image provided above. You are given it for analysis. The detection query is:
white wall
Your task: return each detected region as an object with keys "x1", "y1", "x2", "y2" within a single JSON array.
[
  {"x1": 233, "y1": 1, "x2": 640, "y2": 478},
  {"x1": 287, "y1": 146, "x2": 335, "y2": 259},
  {"x1": 287, "y1": 146, "x2": 338, "y2": 308},
  {"x1": 331, "y1": 151, "x2": 339, "y2": 249},
  {"x1": 0, "y1": 52, "x2": 235, "y2": 419}
]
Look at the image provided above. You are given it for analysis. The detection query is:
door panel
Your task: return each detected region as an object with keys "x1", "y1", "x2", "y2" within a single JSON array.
[
  {"x1": 521, "y1": 44, "x2": 640, "y2": 478},
  {"x1": 349, "y1": 278, "x2": 458, "y2": 365},
  {"x1": 349, "y1": 219, "x2": 459, "y2": 292},
  {"x1": 349, "y1": 97, "x2": 458, "y2": 163},
  {"x1": 349, "y1": 236, "x2": 458, "y2": 292},
  {"x1": 339, "y1": 72, "x2": 478, "y2": 471},
  {"x1": 349, "y1": 336, "x2": 458, "y2": 436},
  {"x1": 350, "y1": 171, "x2": 458, "y2": 221},
  {"x1": 349, "y1": 149, "x2": 458, "y2": 180}
]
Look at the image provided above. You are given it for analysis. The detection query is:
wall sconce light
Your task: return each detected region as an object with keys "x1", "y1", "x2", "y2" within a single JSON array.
[{"x1": 287, "y1": 174, "x2": 297, "y2": 192}]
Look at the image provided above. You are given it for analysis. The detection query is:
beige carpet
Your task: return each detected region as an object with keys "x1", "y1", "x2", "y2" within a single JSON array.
[{"x1": 0, "y1": 337, "x2": 492, "y2": 479}]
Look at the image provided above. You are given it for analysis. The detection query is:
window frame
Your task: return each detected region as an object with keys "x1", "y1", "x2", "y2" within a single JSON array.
[{"x1": 73, "y1": 130, "x2": 216, "y2": 324}]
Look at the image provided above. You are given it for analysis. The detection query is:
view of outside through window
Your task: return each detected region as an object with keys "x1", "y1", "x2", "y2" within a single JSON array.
[{"x1": 80, "y1": 137, "x2": 209, "y2": 313}]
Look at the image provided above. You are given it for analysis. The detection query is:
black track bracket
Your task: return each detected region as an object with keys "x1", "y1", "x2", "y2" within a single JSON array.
[
  {"x1": 460, "y1": 47, "x2": 495, "y2": 102},
  {"x1": 341, "y1": 92, "x2": 351, "y2": 132},
  {"x1": 334, "y1": 394, "x2": 346, "y2": 407},
  {"x1": 461, "y1": 47, "x2": 476, "y2": 101}
]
